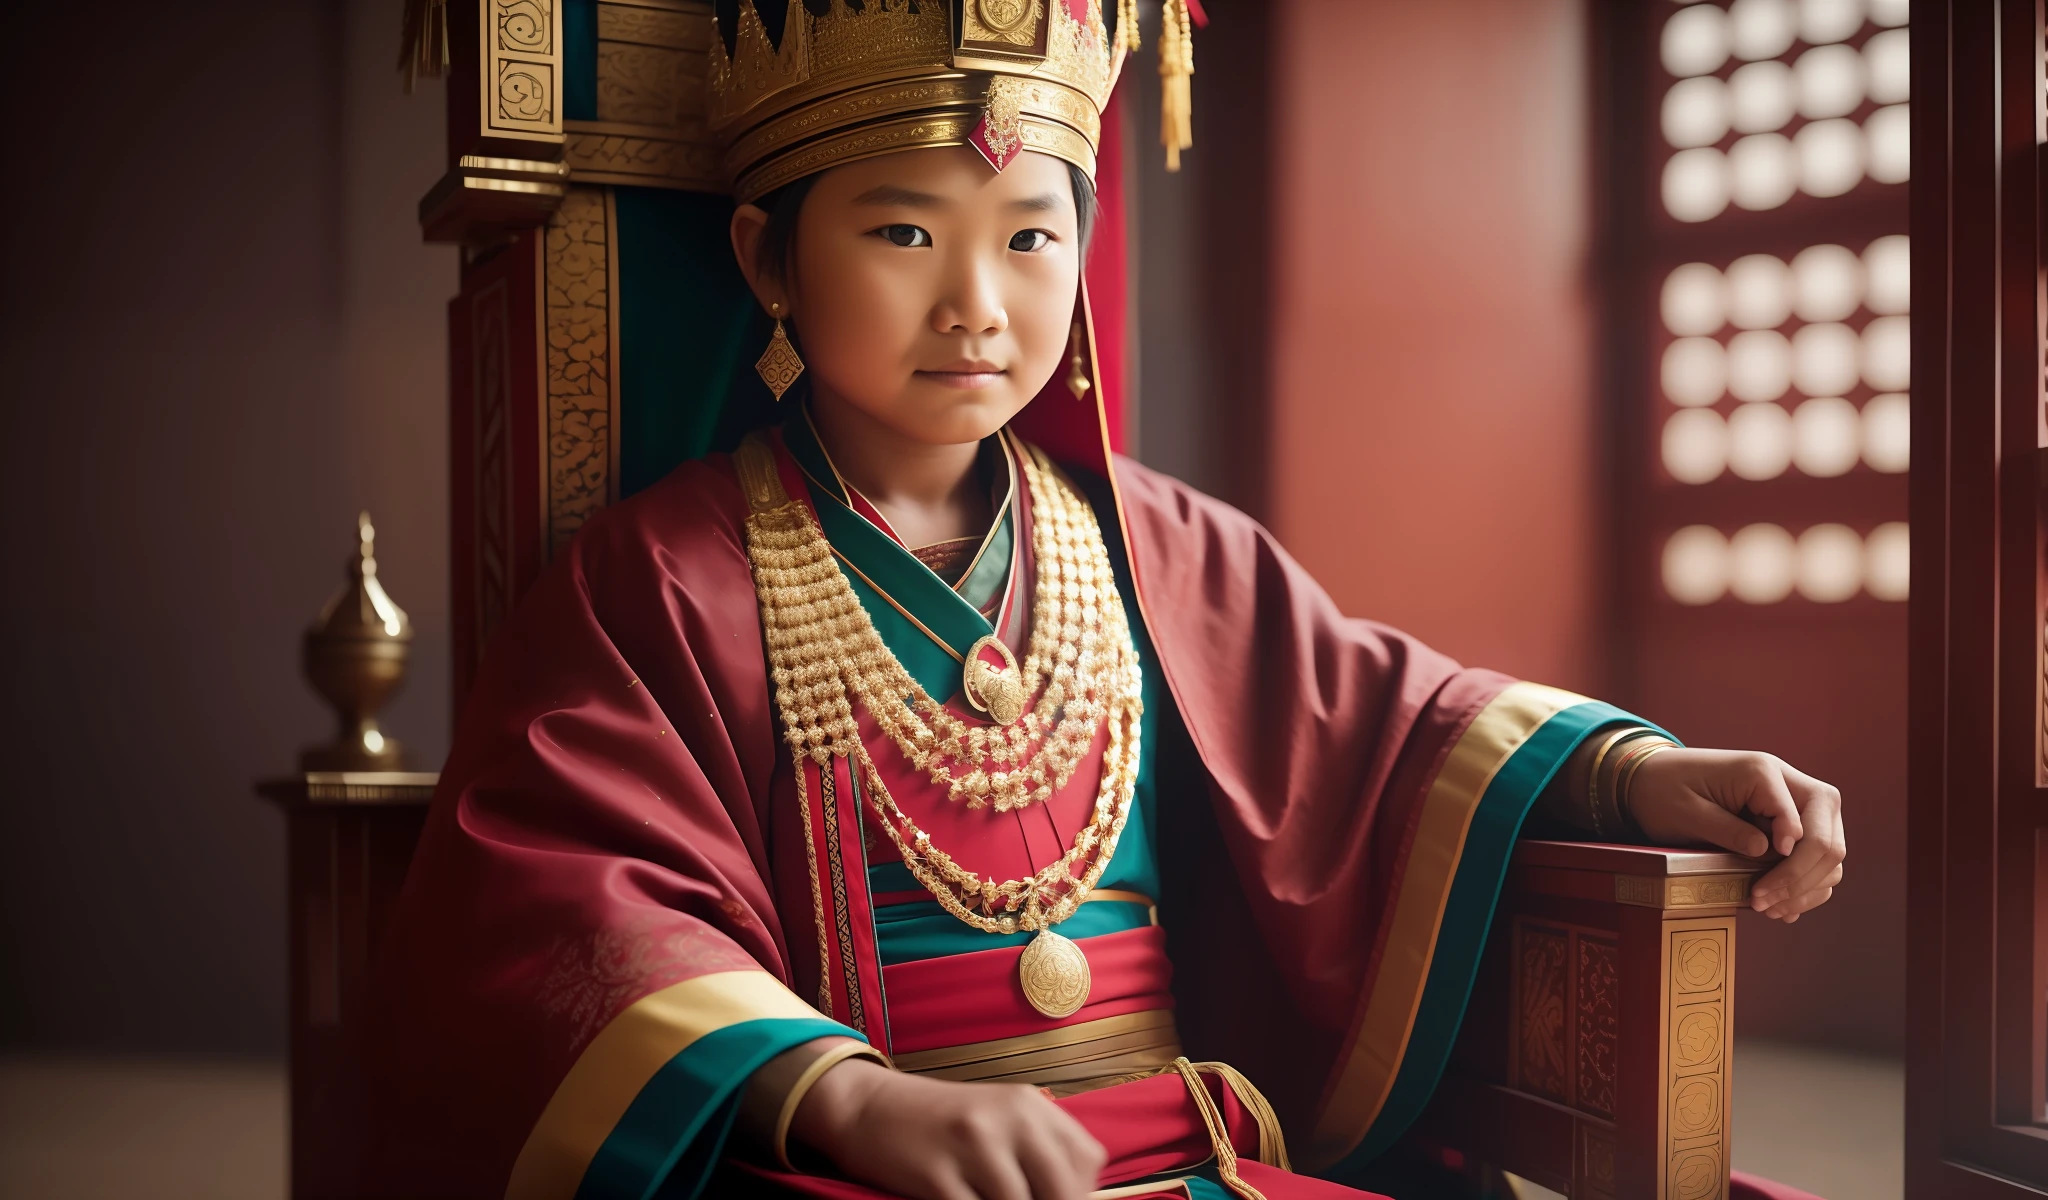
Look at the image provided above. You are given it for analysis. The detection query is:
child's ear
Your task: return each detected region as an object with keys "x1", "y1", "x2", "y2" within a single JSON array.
[{"x1": 730, "y1": 203, "x2": 780, "y2": 310}]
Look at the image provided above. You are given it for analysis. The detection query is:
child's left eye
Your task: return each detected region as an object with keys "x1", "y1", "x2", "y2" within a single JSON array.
[{"x1": 1009, "y1": 229, "x2": 1052, "y2": 252}]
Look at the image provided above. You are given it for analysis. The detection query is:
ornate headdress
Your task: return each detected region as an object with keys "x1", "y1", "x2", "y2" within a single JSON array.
[{"x1": 711, "y1": 0, "x2": 1190, "y2": 202}]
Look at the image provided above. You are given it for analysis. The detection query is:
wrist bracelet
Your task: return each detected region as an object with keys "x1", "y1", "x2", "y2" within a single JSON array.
[
  {"x1": 773, "y1": 1041, "x2": 892, "y2": 1172},
  {"x1": 1613, "y1": 738, "x2": 1676, "y2": 838},
  {"x1": 1583, "y1": 728, "x2": 1636, "y2": 840}
]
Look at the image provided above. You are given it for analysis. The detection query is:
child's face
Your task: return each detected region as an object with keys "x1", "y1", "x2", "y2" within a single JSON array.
[{"x1": 733, "y1": 146, "x2": 1082, "y2": 447}]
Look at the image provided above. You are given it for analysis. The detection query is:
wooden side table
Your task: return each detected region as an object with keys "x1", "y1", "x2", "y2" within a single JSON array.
[{"x1": 257, "y1": 772, "x2": 436, "y2": 1200}]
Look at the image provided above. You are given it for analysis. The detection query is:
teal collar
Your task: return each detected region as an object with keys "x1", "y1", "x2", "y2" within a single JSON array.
[{"x1": 782, "y1": 410, "x2": 1020, "y2": 700}]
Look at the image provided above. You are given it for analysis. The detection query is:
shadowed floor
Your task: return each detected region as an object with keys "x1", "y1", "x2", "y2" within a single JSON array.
[
  {"x1": 2, "y1": 1040, "x2": 1901, "y2": 1198},
  {"x1": 0, "y1": 1057, "x2": 285, "y2": 1200},
  {"x1": 1507, "y1": 1039, "x2": 1903, "y2": 1200}
]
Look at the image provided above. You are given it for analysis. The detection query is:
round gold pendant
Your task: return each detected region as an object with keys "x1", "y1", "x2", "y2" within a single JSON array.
[
  {"x1": 962, "y1": 634, "x2": 1027, "y2": 726},
  {"x1": 1017, "y1": 930, "x2": 1090, "y2": 1019}
]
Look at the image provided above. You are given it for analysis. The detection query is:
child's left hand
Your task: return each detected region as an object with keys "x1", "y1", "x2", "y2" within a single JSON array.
[{"x1": 1627, "y1": 748, "x2": 1847, "y2": 923}]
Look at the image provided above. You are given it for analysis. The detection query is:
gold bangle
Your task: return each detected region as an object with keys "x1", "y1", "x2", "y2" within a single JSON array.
[
  {"x1": 773, "y1": 1041, "x2": 892, "y2": 1173},
  {"x1": 1583, "y1": 728, "x2": 1635, "y2": 839},
  {"x1": 1615, "y1": 740, "x2": 1676, "y2": 837}
]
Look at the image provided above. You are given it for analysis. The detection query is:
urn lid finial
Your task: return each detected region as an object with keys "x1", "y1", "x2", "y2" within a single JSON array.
[{"x1": 301, "y1": 512, "x2": 413, "y2": 772}]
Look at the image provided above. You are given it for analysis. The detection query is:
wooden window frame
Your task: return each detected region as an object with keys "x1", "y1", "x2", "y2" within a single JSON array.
[{"x1": 1908, "y1": 1, "x2": 2048, "y2": 1194}]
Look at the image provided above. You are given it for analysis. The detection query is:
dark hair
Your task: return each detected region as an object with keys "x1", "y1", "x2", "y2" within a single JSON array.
[{"x1": 752, "y1": 159, "x2": 1099, "y2": 284}]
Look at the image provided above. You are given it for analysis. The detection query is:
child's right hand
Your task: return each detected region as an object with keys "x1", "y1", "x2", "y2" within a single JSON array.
[{"x1": 790, "y1": 1057, "x2": 1108, "y2": 1200}]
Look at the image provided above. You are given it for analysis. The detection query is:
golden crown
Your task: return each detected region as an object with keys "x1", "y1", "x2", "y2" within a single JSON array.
[{"x1": 710, "y1": 0, "x2": 1137, "y2": 203}]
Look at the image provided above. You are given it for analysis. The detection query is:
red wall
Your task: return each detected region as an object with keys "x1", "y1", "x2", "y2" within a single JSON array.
[{"x1": 1266, "y1": 0, "x2": 1600, "y2": 693}]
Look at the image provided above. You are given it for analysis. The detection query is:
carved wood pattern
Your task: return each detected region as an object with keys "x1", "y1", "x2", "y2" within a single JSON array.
[
  {"x1": 567, "y1": 0, "x2": 722, "y2": 191},
  {"x1": 1576, "y1": 935, "x2": 1618, "y2": 1117},
  {"x1": 1581, "y1": 1124, "x2": 1617, "y2": 1198},
  {"x1": 1616, "y1": 873, "x2": 1754, "y2": 909},
  {"x1": 1517, "y1": 923, "x2": 1570, "y2": 1102},
  {"x1": 543, "y1": 187, "x2": 617, "y2": 559},
  {"x1": 472, "y1": 278, "x2": 513, "y2": 645}
]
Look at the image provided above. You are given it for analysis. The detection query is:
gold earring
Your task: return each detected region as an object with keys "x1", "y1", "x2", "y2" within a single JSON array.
[
  {"x1": 1065, "y1": 319, "x2": 1093, "y2": 400},
  {"x1": 756, "y1": 302, "x2": 805, "y2": 401}
]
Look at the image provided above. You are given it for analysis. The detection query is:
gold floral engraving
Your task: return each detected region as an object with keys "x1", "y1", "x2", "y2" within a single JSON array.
[
  {"x1": 802, "y1": 1, "x2": 950, "y2": 93},
  {"x1": 1018, "y1": 930, "x2": 1091, "y2": 1018},
  {"x1": 542, "y1": 187, "x2": 616, "y2": 559}
]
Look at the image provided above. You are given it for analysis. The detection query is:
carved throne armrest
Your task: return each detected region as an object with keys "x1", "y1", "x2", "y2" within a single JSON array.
[{"x1": 1410, "y1": 840, "x2": 1768, "y2": 1199}]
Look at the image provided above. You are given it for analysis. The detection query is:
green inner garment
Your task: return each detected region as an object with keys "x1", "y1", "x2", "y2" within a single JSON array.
[{"x1": 781, "y1": 415, "x2": 1163, "y2": 967}]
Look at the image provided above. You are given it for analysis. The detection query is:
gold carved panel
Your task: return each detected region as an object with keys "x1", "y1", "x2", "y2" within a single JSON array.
[
  {"x1": 1616, "y1": 873, "x2": 1754, "y2": 910},
  {"x1": 486, "y1": 0, "x2": 563, "y2": 142},
  {"x1": 1665, "y1": 925, "x2": 1731, "y2": 1200},
  {"x1": 566, "y1": 0, "x2": 722, "y2": 192},
  {"x1": 542, "y1": 187, "x2": 620, "y2": 559}
]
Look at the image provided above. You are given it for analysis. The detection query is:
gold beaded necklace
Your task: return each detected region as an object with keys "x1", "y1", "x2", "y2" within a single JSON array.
[{"x1": 737, "y1": 434, "x2": 1144, "y2": 1016}]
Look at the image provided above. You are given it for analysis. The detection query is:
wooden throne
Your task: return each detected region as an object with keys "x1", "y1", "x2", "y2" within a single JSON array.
[{"x1": 260, "y1": 4, "x2": 1766, "y2": 1197}]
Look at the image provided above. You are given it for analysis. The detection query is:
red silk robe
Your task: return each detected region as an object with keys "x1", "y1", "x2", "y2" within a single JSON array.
[{"x1": 366, "y1": 437, "x2": 1802, "y2": 1198}]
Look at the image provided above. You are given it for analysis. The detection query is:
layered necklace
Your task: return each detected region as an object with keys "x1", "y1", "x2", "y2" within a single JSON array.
[{"x1": 742, "y1": 436, "x2": 1143, "y2": 1016}]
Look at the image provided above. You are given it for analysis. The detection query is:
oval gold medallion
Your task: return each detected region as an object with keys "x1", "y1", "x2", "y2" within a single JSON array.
[
  {"x1": 1017, "y1": 930, "x2": 1090, "y2": 1019},
  {"x1": 962, "y1": 634, "x2": 1028, "y2": 726}
]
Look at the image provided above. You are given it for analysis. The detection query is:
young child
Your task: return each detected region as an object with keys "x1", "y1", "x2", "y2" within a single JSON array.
[{"x1": 372, "y1": 4, "x2": 1844, "y2": 1197}]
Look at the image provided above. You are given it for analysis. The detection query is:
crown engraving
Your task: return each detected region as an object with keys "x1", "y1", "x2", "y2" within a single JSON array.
[{"x1": 708, "y1": 0, "x2": 1120, "y2": 201}]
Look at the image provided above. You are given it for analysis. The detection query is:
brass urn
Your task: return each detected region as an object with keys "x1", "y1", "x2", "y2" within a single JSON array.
[{"x1": 301, "y1": 512, "x2": 412, "y2": 771}]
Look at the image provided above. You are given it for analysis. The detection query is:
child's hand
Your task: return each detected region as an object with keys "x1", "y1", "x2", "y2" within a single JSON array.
[
  {"x1": 1627, "y1": 748, "x2": 1847, "y2": 922},
  {"x1": 790, "y1": 1057, "x2": 1106, "y2": 1200}
]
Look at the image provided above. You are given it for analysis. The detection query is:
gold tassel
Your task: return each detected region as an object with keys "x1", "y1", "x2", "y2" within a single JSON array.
[
  {"x1": 1158, "y1": 0, "x2": 1194, "y2": 172},
  {"x1": 1115, "y1": 0, "x2": 1142, "y2": 54},
  {"x1": 398, "y1": 0, "x2": 450, "y2": 94}
]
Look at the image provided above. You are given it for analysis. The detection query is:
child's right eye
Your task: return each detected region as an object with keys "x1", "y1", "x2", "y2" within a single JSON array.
[{"x1": 876, "y1": 224, "x2": 932, "y2": 248}]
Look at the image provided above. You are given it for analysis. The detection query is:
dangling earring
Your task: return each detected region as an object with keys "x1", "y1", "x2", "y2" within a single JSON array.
[
  {"x1": 1065, "y1": 318, "x2": 1093, "y2": 400},
  {"x1": 756, "y1": 301, "x2": 804, "y2": 401}
]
